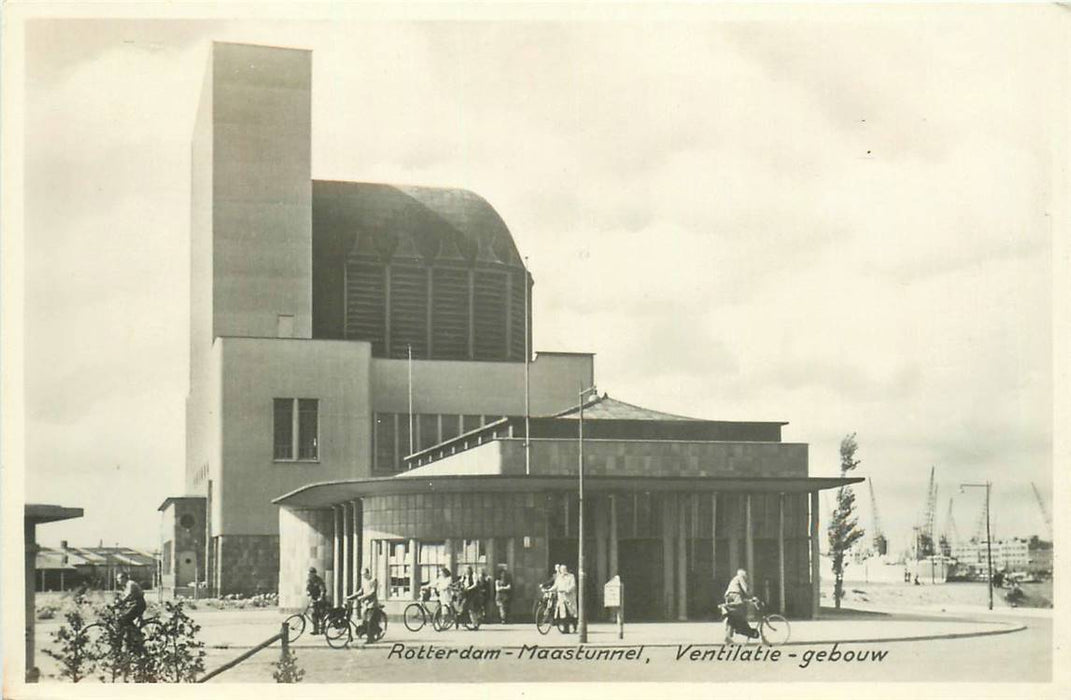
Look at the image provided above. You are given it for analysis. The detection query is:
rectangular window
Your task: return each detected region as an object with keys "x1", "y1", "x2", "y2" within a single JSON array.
[
  {"x1": 456, "y1": 539, "x2": 487, "y2": 575},
  {"x1": 273, "y1": 399, "x2": 294, "y2": 460},
  {"x1": 374, "y1": 413, "x2": 396, "y2": 473},
  {"x1": 274, "y1": 398, "x2": 319, "y2": 462},
  {"x1": 418, "y1": 541, "x2": 448, "y2": 591},
  {"x1": 386, "y1": 540, "x2": 411, "y2": 599},
  {"x1": 298, "y1": 399, "x2": 319, "y2": 460}
]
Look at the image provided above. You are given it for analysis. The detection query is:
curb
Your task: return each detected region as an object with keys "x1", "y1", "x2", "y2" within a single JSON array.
[{"x1": 198, "y1": 619, "x2": 1024, "y2": 651}]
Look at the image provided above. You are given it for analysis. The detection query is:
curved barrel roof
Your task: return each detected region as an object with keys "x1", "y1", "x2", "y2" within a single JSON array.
[{"x1": 312, "y1": 180, "x2": 521, "y2": 265}]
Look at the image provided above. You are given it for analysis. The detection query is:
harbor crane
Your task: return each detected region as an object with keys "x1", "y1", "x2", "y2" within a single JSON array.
[
  {"x1": 1031, "y1": 482, "x2": 1052, "y2": 539},
  {"x1": 916, "y1": 466, "x2": 938, "y2": 558}
]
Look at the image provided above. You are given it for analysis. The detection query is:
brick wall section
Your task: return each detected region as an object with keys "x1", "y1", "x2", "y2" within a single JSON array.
[{"x1": 218, "y1": 535, "x2": 280, "y2": 596}]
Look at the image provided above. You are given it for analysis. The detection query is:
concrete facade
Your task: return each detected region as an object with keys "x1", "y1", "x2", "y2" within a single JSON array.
[{"x1": 168, "y1": 42, "x2": 594, "y2": 595}]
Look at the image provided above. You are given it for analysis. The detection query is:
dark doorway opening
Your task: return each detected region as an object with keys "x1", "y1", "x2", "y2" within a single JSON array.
[{"x1": 618, "y1": 539, "x2": 664, "y2": 621}]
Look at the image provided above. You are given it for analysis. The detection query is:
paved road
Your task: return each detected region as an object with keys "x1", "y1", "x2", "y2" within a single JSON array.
[
  {"x1": 198, "y1": 611, "x2": 1049, "y2": 683},
  {"x1": 32, "y1": 607, "x2": 1050, "y2": 684}
]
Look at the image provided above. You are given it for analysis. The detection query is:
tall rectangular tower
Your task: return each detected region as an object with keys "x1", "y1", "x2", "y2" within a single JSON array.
[{"x1": 188, "y1": 43, "x2": 312, "y2": 492}]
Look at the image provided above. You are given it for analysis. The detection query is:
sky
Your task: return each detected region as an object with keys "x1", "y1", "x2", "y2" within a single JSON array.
[{"x1": 17, "y1": 8, "x2": 1064, "y2": 552}]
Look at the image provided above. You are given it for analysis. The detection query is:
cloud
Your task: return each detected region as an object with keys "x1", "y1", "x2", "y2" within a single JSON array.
[{"x1": 19, "y1": 16, "x2": 1058, "y2": 549}]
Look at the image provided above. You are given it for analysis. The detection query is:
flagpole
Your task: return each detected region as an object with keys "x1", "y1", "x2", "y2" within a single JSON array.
[
  {"x1": 407, "y1": 343, "x2": 414, "y2": 466},
  {"x1": 524, "y1": 256, "x2": 531, "y2": 476}
]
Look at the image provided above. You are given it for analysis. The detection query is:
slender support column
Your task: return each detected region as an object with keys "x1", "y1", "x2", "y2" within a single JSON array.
[
  {"x1": 810, "y1": 491, "x2": 821, "y2": 619},
  {"x1": 609, "y1": 494, "x2": 619, "y2": 577},
  {"x1": 745, "y1": 494, "x2": 754, "y2": 580},
  {"x1": 445, "y1": 539, "x2": 455, "y2": 576},
  {"x1": 409, "y1": 539, "x2": 420, "y2": 600},
  {"x1": 341, "y1": 504, "x2": 351, "y2": 597},
  {"x1": 662, "y1": 494, "x2": 675, "y2": 618},
  {"x1": 333, "y1": 506, "x2": 343, "y2": 603},
  {"x1": 595, "y1": 497, "x2": 608, "y2": 605},
  {"x1": 381, "y1": 543, "x2": 389, "y2": 603},
  {"x1": 352, "y1": 500, "x2": 361, "y2": 584},
  {"x1": 778, "y1": 493, "x2": 787, "y2": 615},
  {"x1": 677, "y1": 493, "x2": 688, "y2": 620},
  {"x1": 711, "y1": 493, "x2": 718, "y2": 591}
]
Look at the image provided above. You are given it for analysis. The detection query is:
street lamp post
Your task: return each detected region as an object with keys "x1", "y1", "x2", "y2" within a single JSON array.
[
  {"x1": 960, "y1": 481, "x2": 993, "y2": 610},
  {"x1": 578, "y1": 384, "x2": 597, "y2": 643}
]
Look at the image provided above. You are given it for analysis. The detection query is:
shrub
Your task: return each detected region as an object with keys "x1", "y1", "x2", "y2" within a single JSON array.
[
  {"x1": 272, "y1": 648, "x2": 305, "y2": 683},
  {"x1": 154, "y1": 600, "x2": 206, "y2": 682},
  {"x1": 43, "y1": 595, "x2": 94, "y2": 682}
]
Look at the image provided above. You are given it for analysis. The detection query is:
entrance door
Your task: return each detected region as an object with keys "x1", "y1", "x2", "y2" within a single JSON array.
[{"x1": 618, "y1": 539, "x2": 664, "y2": 621}]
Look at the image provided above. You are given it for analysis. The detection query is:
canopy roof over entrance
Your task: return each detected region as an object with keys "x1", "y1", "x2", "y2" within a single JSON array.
[{"x1": 274, "y1": 474, "x2": 863, "y2": 510}]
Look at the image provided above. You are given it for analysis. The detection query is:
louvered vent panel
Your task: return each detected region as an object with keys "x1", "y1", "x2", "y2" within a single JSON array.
[
  {"x1": 431, "y1": 267, "x2": 471, "y2": 359},
  {"x1": 508, "y1": 273, "x2": 527, "y2": 361},
  {"x1": 389, "y1": 265, "x2": 429, "y2": 358},
  {"x1": 473, "y1": 270, "x2": 507, "y2": 360},
  {"x1": 344, "y1": 260, "x2": 386, "y2": 355}
]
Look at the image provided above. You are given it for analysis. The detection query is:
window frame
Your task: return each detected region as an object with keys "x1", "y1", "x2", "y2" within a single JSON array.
[{"x1": 273, "y1": 397, "x2": 320, "y2": 463}]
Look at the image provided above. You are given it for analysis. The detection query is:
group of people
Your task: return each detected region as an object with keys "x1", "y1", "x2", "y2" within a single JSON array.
[
  {"x1": 431, "y1": 564, "x2": 514, "y2": 625},
  {"x1": 305, "y1": 566, "x2": 381, "y2": 637}
]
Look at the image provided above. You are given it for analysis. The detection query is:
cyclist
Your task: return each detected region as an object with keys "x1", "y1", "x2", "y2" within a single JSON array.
[
  {"x1": 306, "y1": 567, "x2": 328, "y2": 634},
  {"x1": 114, "y1": 572, "x2": 146, "y2": 638},
  {"x1": 722, "y1": 568, "x2": 759, "y2": 643},
  {"x1": 346, "y1": 567, "x2": 381, "y2": 642}
]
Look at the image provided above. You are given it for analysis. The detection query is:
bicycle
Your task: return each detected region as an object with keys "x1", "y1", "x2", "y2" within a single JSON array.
[
  {"x1": 403, "y1": 587, "x2": 444, "y2": 632},
  {"x1": 533, "y1": 586, "x2": 571, "y2": 635},
  {"x1": 433, "y1": 585, "x2": 482, "y2": 631},
  {"x1": 325, "y1": 600, "x2": 388, "y2": 648},
  {"x1": 283, "y1": 600, "x2": 329, "y2": 642},
  {"x1": 82, "y1": 604, "x2": 165, "y2": 658},
  {"x1": 719, "y1": 597, "x2": 791, "y2": 646}
]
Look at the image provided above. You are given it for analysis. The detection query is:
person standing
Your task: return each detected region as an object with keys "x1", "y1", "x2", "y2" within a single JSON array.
[
  {"x1": 306, "y1": 567, "x2": 328, "y2": 634},
  {"x1": 554, "y1": 563, "x2": 578, "y2": 633},
  {"x1": 460, "y1": 566, "x2": 481, "y2": 627},
  {"x1": 347, "y1": 567, "x2": 380, "y2": 642},
  {"x1": 494, "y1": 564, "x2": 513, "y2": 623},
  {"x1": 479, "y1": 567, "x2": 494, "y2": 620}
]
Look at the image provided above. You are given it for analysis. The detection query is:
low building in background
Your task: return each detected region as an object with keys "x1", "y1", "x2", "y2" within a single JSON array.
[{"x1": 33, "y1": 542, "x2": 158, "y2": 592}]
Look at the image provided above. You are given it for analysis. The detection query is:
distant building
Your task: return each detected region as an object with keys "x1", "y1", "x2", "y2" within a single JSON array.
[
  {"x1": 950, "y1": 537, "x2": 1036, "y2": 573},
  {"x1": 33, "y1": 543, "x2": 158, "y2": 592}
]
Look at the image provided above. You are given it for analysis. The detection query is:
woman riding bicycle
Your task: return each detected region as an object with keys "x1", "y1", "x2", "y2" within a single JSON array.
[{"x1": 722, "y1": 568, "x2": 760, "y2": 643}]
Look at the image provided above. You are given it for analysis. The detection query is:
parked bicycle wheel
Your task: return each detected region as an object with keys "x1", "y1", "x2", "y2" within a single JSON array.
[
  {"x1": 535, "y1": 601, "x2": 554, "y2": 635},
  {"x1": 284, "y1": 613, "x2": 306, "y2": 642},
  {"x1": 433, "y1": 605, "x2": 455, "y2": 632},
  {"x1": 325, "y1": 619, "x2": 354, "y2": 649},
  {"x1": 759, "y1": 614, "x2": 791, "y2": 646},
  {"x1": 403, "y1": 603, "x2": 427, "y2": 632}
]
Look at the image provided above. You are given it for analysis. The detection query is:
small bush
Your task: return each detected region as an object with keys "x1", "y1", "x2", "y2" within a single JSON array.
[
  {"x1": 43, "y1": 595, "x2": 94, "y2": 682},
  {"x1": 272, "y1": 648, "x2": 305, "y2": 683}
]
